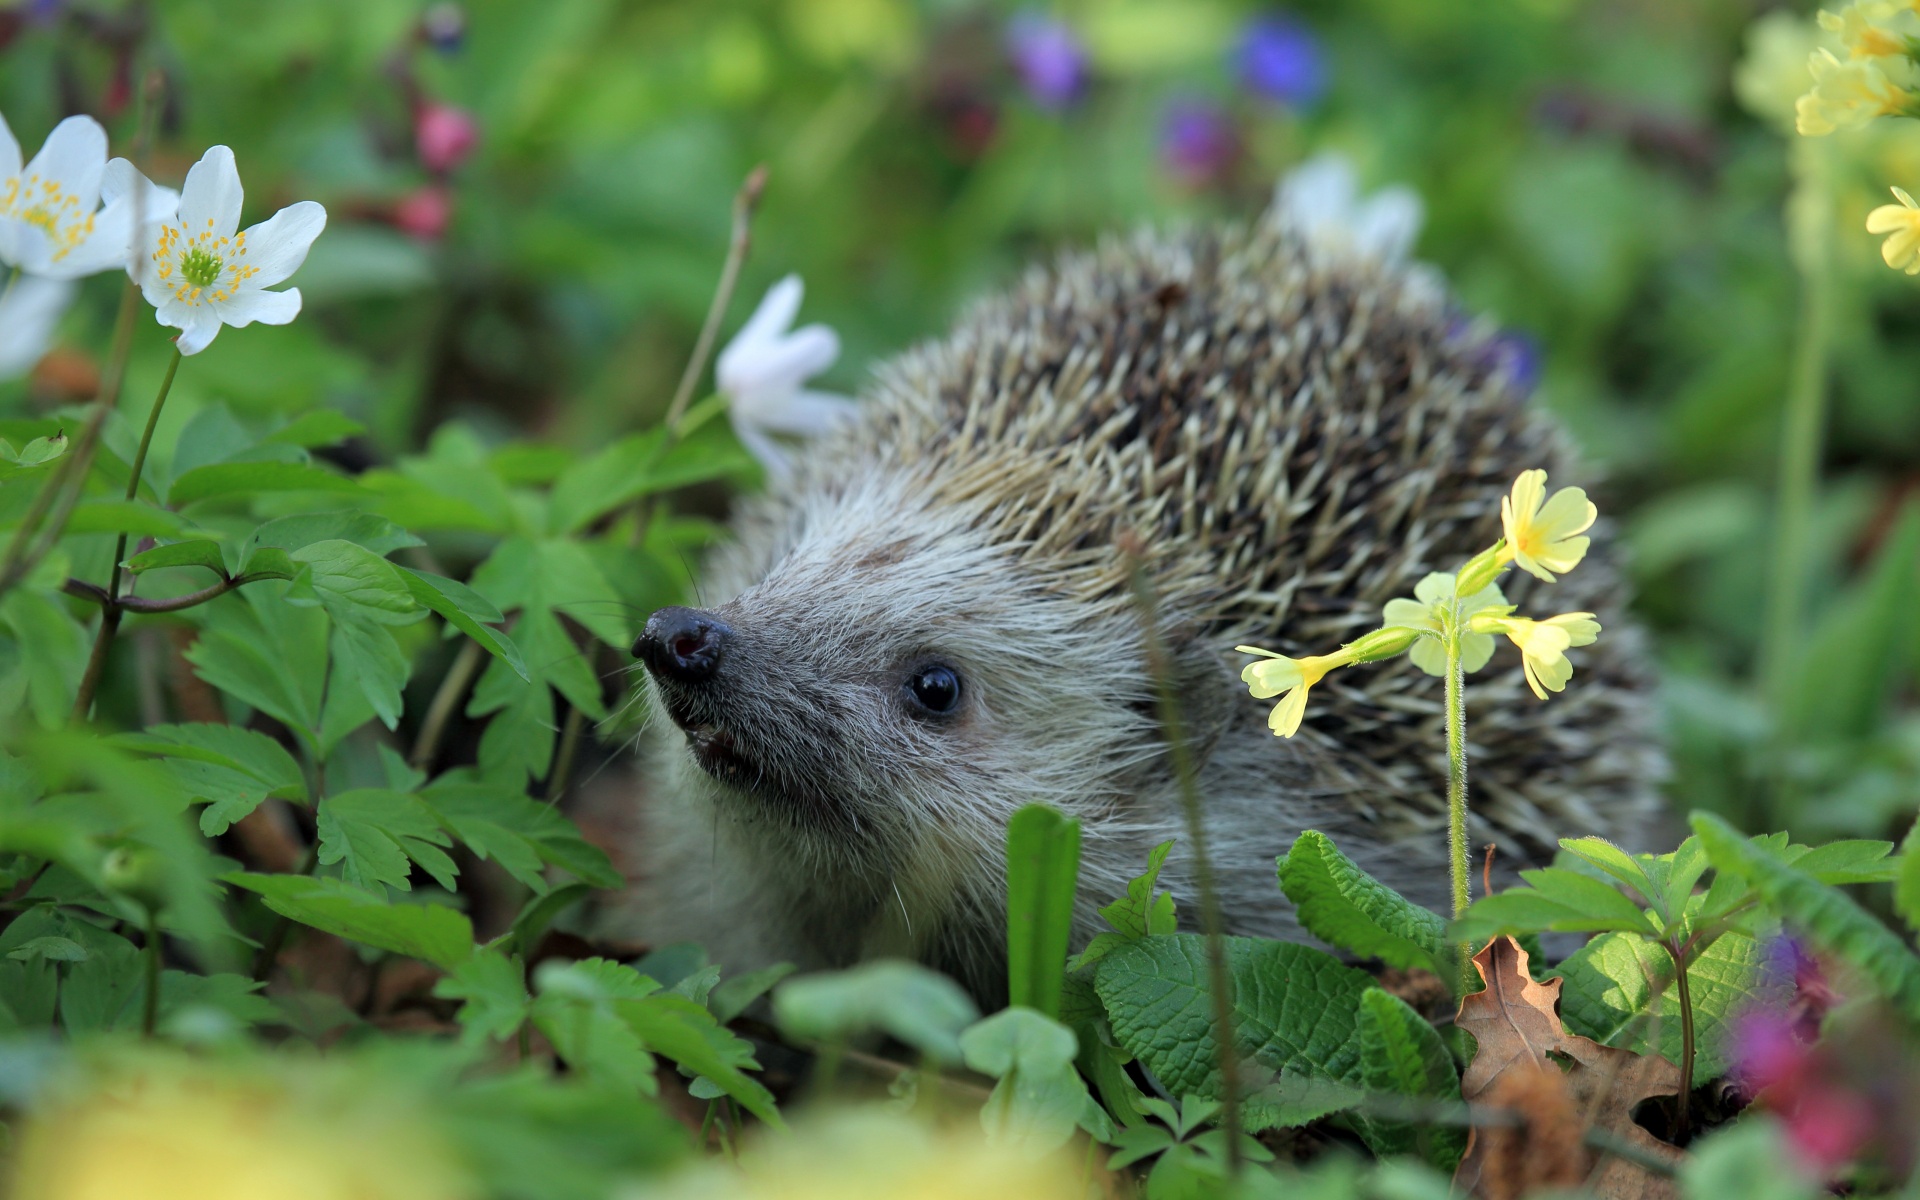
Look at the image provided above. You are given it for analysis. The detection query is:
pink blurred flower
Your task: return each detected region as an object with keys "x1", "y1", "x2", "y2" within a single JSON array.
[
  {"x1": 414, "y1": 103, "x2": 478, "y2": 174},
  {"x1": 1731, "y1": 1009, "x2": 1812, "y2": 1097},
  {"x1": 393, "y1": 186, "x2": 453, "y2": 240},
  {"x1": 1784, "y1": 1083, "x2": 1876, "y2": 1171}
]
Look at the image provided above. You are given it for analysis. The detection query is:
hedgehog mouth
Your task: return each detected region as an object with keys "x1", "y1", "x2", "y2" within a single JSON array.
[{"x1": 680, "y1": 721, "x2": 764, "y2": 789}]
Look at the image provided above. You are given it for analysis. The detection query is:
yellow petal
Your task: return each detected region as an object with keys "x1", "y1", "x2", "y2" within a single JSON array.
[
  {"x1": 1867, "y1": 203, "x2": 1914, "y2": 233},
  {"x1": 1532, "y1": 535, "x2": 1592, "y2": 575},
  {"x1": 1243, "y1": 657, "x2": 1305, "y2": 698},
  {"x1": 1268, "y1": 685, "x2": 1310, "y2": 737},
  {"x1": 1533, "y1": 487, "x2": 1598, "y2": 541},
  {"x1": 1545, "y1": 612, "x2": 1601, "y2": 647}
]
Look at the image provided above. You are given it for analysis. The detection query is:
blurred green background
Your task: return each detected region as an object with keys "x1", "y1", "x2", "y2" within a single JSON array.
[{"x1": 1, "y1": 0, "x2": 1915, "y2": 842}]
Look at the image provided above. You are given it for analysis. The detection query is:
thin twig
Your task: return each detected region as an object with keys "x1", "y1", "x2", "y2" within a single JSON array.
[
  {"x1": 545, "y1": 165, "x2": 769, "y2": 805},
  {"x1": 410, "y1": 637, "x2": 486, "y2": 771},
  {"x1": 1120, "y1": 532, "x2": 1243, "y2": 1173},
  {"x1": 63, "y1": 571, "x2": 279, "y2": 615}
]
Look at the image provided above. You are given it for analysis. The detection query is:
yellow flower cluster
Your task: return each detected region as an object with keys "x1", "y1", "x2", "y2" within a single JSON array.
[{"x1": 1236, "y1": 471, "x2": 1603, "y2": 737}]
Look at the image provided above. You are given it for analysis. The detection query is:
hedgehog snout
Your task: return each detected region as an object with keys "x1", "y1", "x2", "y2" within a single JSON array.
[{"x1": 635, "y1": 605, "x2": 731, "y2": 685}]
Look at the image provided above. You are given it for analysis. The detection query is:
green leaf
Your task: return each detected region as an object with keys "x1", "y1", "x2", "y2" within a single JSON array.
[
  {"x1": 531, "y1": 959, "x2": 661, "y2": 1094},
  {"x1": 1069, "y1": 839, "x2": 1178, "y2": 970},
  {"x1": 1678, "y1": 1115, "x2": 1824, "y2": 1200},
  {"x1": 547, "y1": 422, "x2": 755, "y2": 536},
  {"x1": 507, "y1": 883, "x2": 592, "y2": 959},
  {"x1": 1278, "y1": 830, "x2": 1451, "y2": 979},
  {"x1": 399, "y1": 567, "x2": 527, "y2": 681},
  {"x1": 618, "y1": 994, "x2": 783, "y2": 1128},
  {"x1": 262, "y1": 410, "x2": 366, "y2": 448},
  {"x1": 1897, "y1": 820, "x2": 1920, "y2": 934},
  {"x1": 226, "y1": 872, "x2": 474, "y2": 969},
  {"x1": 1553, "y1": 930, "x2": 1779, "y2": 1085},
  {"x1": 420, "y1": 773, "x2": 620, "y2": 890},
  {"x1": 960, "y1": 1007, "x2": 1111, "y2": 1150},
  {"x1": 1786, "y1": 839, "x2": 1900, "y2": 885},
  {"x1": 1559, "y1": 837, "x2": 1658, "y2": 903},
  {"x1": 1094, "y1": 934, "x2": 1374, "y2": 1131},
  {"x1": 1692, "y1": 811, "x2": 1920, "y2": 1022},
  {"x1": 773, "y1": 959, "x2": 980, "y2": 1066},
  {"x1": 1006, "y1": 804, "x2": 1082, "y2": 1018},
  {"x1": 168, "y1": 461, "x2": 360, "y2": 506},
  {"x1": 316, "y1": 788, "x2": 460, "y2": 894},
  {"x1": 62, "y1": 499, "x2": 191, "y2": 538},
  {"x1": 8, "y1": 935, "x2": 88, "y2": 963},
  {"x1": 1, "y1": 588, "x2": 88, "y2": 728},
  {"x1": 1354, "y1": 988, "x2": 1465, "y2": 1169},
  {"x1": 111, "y1": 723, "x2": 307, "y2": 836},
  {"x1": 1452, "y1": 867, "x2": 1659, "y2": 942},
  {"x1": 435, "y1": 947, "x2": 531, "y2": 1046},
  {"x1": 326, "y1": 616, "x2": 412, "y2": 731},
  {"x1": 249, "y1": 511, "x2": 423, "y2": 557},
  {"x1": 710, "y1": 962, "x2": 797, "y2": 1024},
  {"x1": 290, "y1": 539, "x2": 420, "y2": 623},
  {"x1": 125, "y1": 539, "x2": 229, "y2": 576},
  {"x1": 1783, "y1": 504, "x2": 1919, "y2": 741}
]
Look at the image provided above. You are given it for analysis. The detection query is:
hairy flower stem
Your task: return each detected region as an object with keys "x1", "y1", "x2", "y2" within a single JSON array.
[
  {"x1": 1444, "y1": 621, "x2": 1471, "y2": 984},
  {"x1": 1760, "y1": 138, "x2": 1834, "y2": 820},
  {"x1": 1124, "y1": 542, "x2": 1242, "y2": 1172},
  {"x1": 71, "y1": 348, "x2": 184, "y2": 723}
]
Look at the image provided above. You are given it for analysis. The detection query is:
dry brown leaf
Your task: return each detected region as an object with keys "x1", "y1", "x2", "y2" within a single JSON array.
[{"x1": 1453, "y1": 936, "x2": 1687, "y2": 1200}]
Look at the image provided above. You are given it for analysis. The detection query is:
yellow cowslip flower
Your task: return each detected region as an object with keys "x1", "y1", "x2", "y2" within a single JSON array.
[
  {"x1": 1867, "y1": 186, "x2": 1920, "y2": 271},
  {"x1": 1796, "y1": 48, "x2": 1918, "y2": 134},
  {"x1": 1470, "y1": 611, "x2": 1601, "y2": 700},
  {"x1": 639, "y1": 1108, "x2": 1081, "y2": 1200},
  {"x1": 1819, "y1": 0, "x2": 1916, "y2": 60},
  {"x1": 1236, "y1": 644, "x2": 1356, "y2": 738},
  {"x1": 1381, "y1": 571, "x2": 1508, "y2": 677},
  {"x1": 1498, "y1": 469, "x2": 1597, "y2": 583}
]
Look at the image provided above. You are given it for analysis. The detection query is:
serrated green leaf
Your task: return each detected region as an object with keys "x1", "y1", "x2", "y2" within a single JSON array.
[
  {"x1": 226, "y1": 872, "x2": 473, "y2": 968},
  {"x1": 773, "y1": 960, "x2": 980, "y2": 1066},
  {"x1": 618, "y1": 994, "x2": 783, "y2": 1128},
  {"x1": 435, "y1": 947, "x2": 531, "y2": 1046},
  {"x1": 8, "y1": 935, "x2": 88, "y2": 963},
  {"x1": 316, "y1": 789, "x2": 459, "y2": 894},
  {"x1": 1787, "y1": 839, "x2": 1899, "y2": 885},
  {"x1": 420, "y1": 773, "x2": 620, "y2": 890},
  {"x1": 1354, "y1": 988, "x2": 1465, "y2": 1169},
  {"x1": 1006, "y1": 804, "x2": 1081, "y2": 1018},
  {"x1": 531, "y1": 959, "x2": 661, "y2": 1094},
  {"x1": 400, "y1": 567, "x2": 527, "y2": 681},
  {"x1": 262, "y1": 410, "x2": 366, "y2": 448},
  {"x1": 169, "y1": 461, "x2": 360, "y2": 506},
  {"x1": 1, "y1": 588, "x2": 87, "y2": 728},
  {"x1": 1278, "y1": 830, "x2": 1450, "y2": 979},
  {"x1": 1552, "y1": 930, "x2": 1780, "y2": 1084},
  {"x1": 291, "y1": 539, "x2": 419, "y2": 623},
  {"x1": 327, "y1": 616, "x2": 412, "y2": 731},
  {"x1": 62, "y1": 499, "x2": 191, "y2": 538},
  {"x1": 1070, "y1": 840, "x2": 1178, "y2": 971},
  {"x1": 249, "y1": 511, "x2": 423, "y2": 557},
  {"x1": 1692, "y1": 811, "x2": 1920, "y2": 1022},
  {"x1": 1559, "y1": 837, "x2": 1658, "y2": 903},
  {"x1": 1452, "y1": 867, "x2": 1658, "y2": 942},
  {"x1": 1093, "y1": 934, "x2": 1374, "y2": 1132},
  {"x1": 1898, "y1": 821, "x2": 1920, "y2": 934},
  {"x1": 547, "y1": 423, "x2": 755, "y2": 536},
  {"x1": 710, "y1": 962, "x2": 797, "y2": 1024},
  {"x1": 111, "y1": 723, "x2": 307, "y2": 835}
]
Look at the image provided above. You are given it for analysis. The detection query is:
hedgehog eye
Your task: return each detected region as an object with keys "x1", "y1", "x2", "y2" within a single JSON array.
[{"x1": 906, "y1": 664, "x2": 962, "y2": 715}]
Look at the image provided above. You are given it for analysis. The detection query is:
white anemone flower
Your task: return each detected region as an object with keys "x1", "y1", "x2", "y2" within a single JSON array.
[
  {"x1": 0, "y1": 275, "x2": 75, "y2": 379},
  {"x1": 133, "y1": 145, "x2": 326, "y2": 356},
  {"x1": 716, "y1": 274, "x2": 857, "y2": 481},
  {"x1": 1275, "y1": 153, "x2": 1424, "y2": 266}
]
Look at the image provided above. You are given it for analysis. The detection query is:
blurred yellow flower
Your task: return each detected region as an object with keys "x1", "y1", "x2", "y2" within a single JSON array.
[
  {"x1": 1497, "y1": 470, "x2": 1597, "y2": 583},
  {"x1": 1867, "y1": 185, "x2": 1920, "y2": 271},
  {"x1": 1381, "y1": 571, "x2": 1509, "y2": 677},
  {"x1": 1734, "y1": 13, "x2": 1829, "y2": 133},
  {"x1": 1469, "y1": 612, "x2": 1601, "y2": 700},
  {"x1": 1235, "y1": 645, "x2": 1355, "y2": 738},
  {"x1": 1796, "y1": 48, "x2": 1918, "y2": 134},
  {"x1": 634, "y1": 1109, "x2": 1081, "y2": 1200},
  {"x1": 1818, "y1": 0, "x2": 1916, "y2": 59},
  {"x1": 10, "y1": 1053, "x2": 470, "y2": 1200}
]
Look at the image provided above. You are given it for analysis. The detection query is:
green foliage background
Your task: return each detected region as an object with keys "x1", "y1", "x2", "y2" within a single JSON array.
[{"x1": 2, "y1": 0, "x2": 1919, "y2": 1195}]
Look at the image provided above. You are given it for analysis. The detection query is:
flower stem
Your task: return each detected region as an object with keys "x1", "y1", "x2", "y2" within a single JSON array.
[
  {"x1": 1667, "y1": 938, "x2": 1696, "y2": 1142},
  {"x1": 71, "y1": 347, "x2": 183, "y2": 724},
  {"x1": 1444, "y1": 621, "x2": 1472, "y2": 989},
  {"x1": 1760, "y1": 137, "x2": 1834, "y2": 818}
]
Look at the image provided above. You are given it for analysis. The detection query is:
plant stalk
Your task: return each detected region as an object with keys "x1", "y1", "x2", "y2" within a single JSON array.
[
  {"x1": 142, "y1": 908, "x2": 162, "y2": 1036},
  {"x1": 1125, "y1": 542, "x2": 1242, "y2": 1173},
  {"x1": 1444, "y1": 621, "x2": 1472, "y2": 990},
  {"x1": 410, "y1": 637, "x2": 486, "y2": 771},
  {"x1": 1667, "y1": 938, "x2": 1695, "y2": 1141},
  {"x1": 71, "y1": 348, "x2": 184, "y2": 723},
  {"x1": 1760, "y1": 137, "x2": 1835, "y2": 816}
]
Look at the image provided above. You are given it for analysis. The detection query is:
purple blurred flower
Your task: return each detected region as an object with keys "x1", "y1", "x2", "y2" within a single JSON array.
[
  {"x1": 1487, "y1": 329, "x2": 1541, "y2": 394},
  {"x1": 1006, "y1": 13, "x2": 1087, "y2": 110},
  {"x1": 1731, "y1": 1009, "x2": 1811, "y2": 1097},
  {"x1": 1234, "y1": 14, "x2": 1326, "y2": 107},
  {"x1": 1159, "y1": 99, "x2": 1239, "y2": 188},
  {"x1": 422, "y1": 3, "x2": 466, "y2": 53}
]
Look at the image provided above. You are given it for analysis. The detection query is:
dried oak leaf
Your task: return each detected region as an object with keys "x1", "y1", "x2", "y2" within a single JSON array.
[{"x1": 1453, "y1": 935, "x2": 1687, "y2": 1200}]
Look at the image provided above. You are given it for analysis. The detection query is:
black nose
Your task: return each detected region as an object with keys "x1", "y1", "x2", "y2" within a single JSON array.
[{"x1": 635, "y1": 606, "x2": 731, "y2": 684}]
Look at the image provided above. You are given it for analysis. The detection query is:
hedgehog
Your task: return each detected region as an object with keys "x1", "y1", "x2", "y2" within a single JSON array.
[{"x1": 620, "y1": 201, "x2": 1663, "y2": 1004}]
